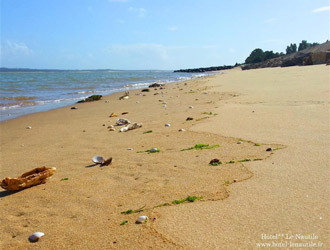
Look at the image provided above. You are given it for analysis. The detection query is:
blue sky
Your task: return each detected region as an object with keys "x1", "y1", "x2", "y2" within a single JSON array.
[{"x1": 1, "y1": 0, "x2": 329, "y2": 70}]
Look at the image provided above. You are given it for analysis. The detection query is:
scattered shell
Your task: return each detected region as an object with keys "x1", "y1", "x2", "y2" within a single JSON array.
[
  {"x1": 109, "y1": 128, "x2": 116, "y2": 131},
  {"x1": 127, "y1": 148, "x2": 134, "y2": 151},
  {"x1": 26, "y1": 126, "x2": 32, "y2": 129},
  {"x1": 120, "y1": 122, "x2": 143, "y2": 132},
  {"x1": 92, "y1": 156, "x2": 105, "y2": 164},
  {"x1": 116, "y1": 118, "x2": 131, "y2": 126},
  {"x1": 109, "y1": 113, "x2": 118, "y2": 117},
  {"x1": 108, "y1": 125, "x2": 114, "y2": 129},
  {"x1": 136, "y1": 215, "x2": 148, "y2": 224},
  {"x1": 165, "y1": 123, "x2": 171, "y2": 127},
  {"x1": 162, "y1": 104, "x2": 167, "y2": 108},
  {"x1": 178, "y1": 129, "x2": 186, "y2": 132},
  {"x1": 237, "y1": 141, "x2": 243, "y2": 144},
  {"x1": 29, "y1": 232, "x2": 45, "y2": 243},
  {"x1": 189, "y1": 106, "x2": 194, "y2": 109},
  {"x1": 120, "y1": 127, "x2": 128, "y2": 132},
  {"x1": 149, "y1": 148, "x2": 159, "y2": 153},
  {"x1": 266, "y1": 148, "x2": 273, "y2": 151}
]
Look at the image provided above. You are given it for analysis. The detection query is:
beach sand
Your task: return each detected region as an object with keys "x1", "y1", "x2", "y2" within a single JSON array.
[{"x1": 0, "y1": 65, "x2": 329, "y2": 249}]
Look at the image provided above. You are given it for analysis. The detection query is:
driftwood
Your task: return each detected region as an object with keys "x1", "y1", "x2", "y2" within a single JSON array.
[{"x1": 1, "y1": 167, "x2": 56, "y2": 191}]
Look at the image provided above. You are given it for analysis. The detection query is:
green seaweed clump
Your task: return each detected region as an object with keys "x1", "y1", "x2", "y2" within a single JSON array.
[
  {"x1": 238, "y1": 159, "x2": 251, "y2": 162},
  {"x1": 181, "y1": 144, "x2": 219, "y2": 151},
  {"x1": 121, "y1": 205, "x2": 146, "y2": 215},
  {"x1": 120, "y1": 220, "x2": 128, "y2": 226},
  {"x1": 143, "y1": 130, "x2": 153, "y2": 134},
  {"x1": 172, "y1": 196, "x2": 203, "y2": 204},
  {"x1": 77, "y1": 95, "x2": 102, "y2": 103}
]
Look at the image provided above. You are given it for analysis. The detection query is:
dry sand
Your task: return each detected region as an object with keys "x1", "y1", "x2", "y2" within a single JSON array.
[{"x1": 0, "y1": 65, "x2": 329, "y2": 249}]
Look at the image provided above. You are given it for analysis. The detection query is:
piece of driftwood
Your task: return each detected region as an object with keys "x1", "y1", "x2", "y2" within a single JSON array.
[{"x1": 1, "y1": 167, "x2": 56, "y2": 191}]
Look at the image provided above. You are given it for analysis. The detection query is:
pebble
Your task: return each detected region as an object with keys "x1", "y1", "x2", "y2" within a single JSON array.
[
  {"x1": 237, "y1": 141, "x2": 243, "y2": 144},
  {"x1": 127, "y1": 148, "x2": 134, "y2": 151},
  {"x1": 178, "y1": 129, "x2": 186, "y2": 132},
  {"x1": 189, "y1": 106, "x2": 194, "y2": 109},
  {"x1": 108, "y1": 125, "x2": 114, "y2": 129},
  {"x1": 26, "y1": 126, "x2": 32, "y2": 129},
  {"x1": 71, "y1": 106, "x2": 78, "y2": 109},
  {"x1": 162, "y1": 104, "x2": 167, "y2": 108},
  {"x1": 149, "y1": 148, "x2": 159, "y2": 153},
  {"x1": 165, "y1": 123, "x2": 171, "y2": 127},
  {"x1": 186, "y1": 117, "x2": 193, "y2": 121},
  {"x1": 266, "y1": 148, "x2": 273, "y2": 151}
]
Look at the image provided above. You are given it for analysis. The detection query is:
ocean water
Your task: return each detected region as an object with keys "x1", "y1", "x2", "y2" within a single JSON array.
[{"x1": 0, "y1": 70, "x2": 210, "y2": 121}]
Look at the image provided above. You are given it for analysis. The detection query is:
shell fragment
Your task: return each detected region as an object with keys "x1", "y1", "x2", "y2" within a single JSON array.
[{"x1": 29, "y1": 232, "x2": 45, "y2": 243}]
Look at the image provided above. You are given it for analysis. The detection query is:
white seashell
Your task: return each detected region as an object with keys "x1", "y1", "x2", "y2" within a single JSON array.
[
  {"x1": 109, "y1": 128, "x2": 116, "y2": 131},
  {"x1": 127, "y1": 148, "x2": 134, "y2": 150},
  {"x1": 120, "y1": 127, "x2": 128, "y2": 132},
  {"x1": 92, "y1": 156, "x2": 105, "y2": 164},
  {"x1": 162, "y1": 104, "x2": 167, "y2": 108},
  {"x1": 165, "y1": 123, "x2": 171, "y2": 127},
  {"x1": 29, "y1": 232, "x2": 45, "y2": 242},
  {"x1": 149, "y1": 148, "x2": 158, "y2": 153},
  {"x1": 136, "y1": 215, "x2": 148, "y2": 224},
  {"x1": 123, "y1": 96, "x2": 129, "y2": 100},
  {"x1": 178, "y1": 129, "x2": 186, "y2": 132},
  {"x1": 116, "y1": 118, "x2": 130, "y2": 126},
  {"x1": 26, "y1": 126, "x2": 32, "y2": 129}
]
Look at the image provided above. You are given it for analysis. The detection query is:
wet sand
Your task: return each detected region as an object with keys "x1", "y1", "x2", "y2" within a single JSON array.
[{"x1": 0, "y1": 65, "x2": 328, "y2": 249}]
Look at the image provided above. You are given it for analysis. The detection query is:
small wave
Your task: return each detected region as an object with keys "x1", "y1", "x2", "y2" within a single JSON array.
[{"x1": 0, "y1": 96, "x2": 37, "y2": 101}]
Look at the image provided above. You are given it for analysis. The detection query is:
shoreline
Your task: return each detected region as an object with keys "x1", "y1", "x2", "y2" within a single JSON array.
[{"x1": 0, "y1": 65, "x2": 328, "y2": 249}]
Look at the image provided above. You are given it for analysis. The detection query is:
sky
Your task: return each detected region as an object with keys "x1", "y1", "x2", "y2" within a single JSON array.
[{"x1": 0, "y1": 0, "x2": 329, "y2": 70}]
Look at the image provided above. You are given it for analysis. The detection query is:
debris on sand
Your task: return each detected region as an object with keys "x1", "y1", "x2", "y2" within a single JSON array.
[
  {"x1": 1, "y1": 167, "x2": 56, "y2": 191},
  {"x1": 77, "y1": 95, "x2": 102, "y2": 103}
]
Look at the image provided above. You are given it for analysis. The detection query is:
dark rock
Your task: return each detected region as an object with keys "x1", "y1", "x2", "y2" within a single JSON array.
[
  {"x1": 174, "y1": 65, "x2": 234, "y2": 73},
  {"x1": 186, "y1": 117, "x2": 194, "y2": 121},
  {"x1": 141, "y1": 89, "x2": 150, "y2": 92},
  {"x1": 266, "y1": 148, "x2": 273, "y2": 152},
  {"x1": 77, "y1": 95, "x2": 102, "y2": 103},
  {"x1": 149, "y1": 83, "x2": 163, "y2": 88}
]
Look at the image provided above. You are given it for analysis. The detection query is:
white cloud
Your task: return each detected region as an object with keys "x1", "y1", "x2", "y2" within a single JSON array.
[
  {"x1": 128, "y1": 7, "x2": 146, "y2": 18},
  {"x1": 168, "y1": 26, "x2": 179, "y2": 31},
  {"x1": 1, "y1": 40, "x2": 33, "y2": 56},
  {"x1": 312, "y1": 6, "x2": 330, "y2": 13},
  {"x1": 264, "y1": 18, "x2": 277, "y2": 23}
]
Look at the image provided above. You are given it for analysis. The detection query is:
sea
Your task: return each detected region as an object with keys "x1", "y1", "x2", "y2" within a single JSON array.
[{"x1": 0, "y1": 70, "x2": 211, "y2": 122}]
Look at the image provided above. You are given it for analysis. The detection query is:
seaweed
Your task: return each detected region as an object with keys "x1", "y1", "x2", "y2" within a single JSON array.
[
  {"x1": 121, "y1": 205, "x2": 146, "y2": 215},
  {"x1": 238, "y1": 159, "x2": 251, "y2": 162},
  {"x1": 143, "y1": 130, "x2": 153, "y2": 134},
  {"x1": 120, "y1": 220, "x2": 128, "y2": 226},
  {"x1": 181, "y1": 144, "x2": 219, "y2": 151},
  {"x1": 172, "y1": 196, "x2": 203, "y2": 204}
]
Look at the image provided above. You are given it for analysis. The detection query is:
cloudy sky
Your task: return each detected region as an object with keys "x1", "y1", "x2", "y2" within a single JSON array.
[{"x1": 1, "y1": 0, "x2": 329, "y2": 70}]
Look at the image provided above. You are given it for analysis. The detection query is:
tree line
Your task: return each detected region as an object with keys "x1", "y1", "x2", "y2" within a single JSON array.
[{"x1": 245, "y1": 40, "x2": 320, "y2": 64}]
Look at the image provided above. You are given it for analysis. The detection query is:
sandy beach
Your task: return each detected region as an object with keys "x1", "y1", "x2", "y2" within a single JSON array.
[{"x1": 0, "y1": 65, "x2": 329, "y2": 249}]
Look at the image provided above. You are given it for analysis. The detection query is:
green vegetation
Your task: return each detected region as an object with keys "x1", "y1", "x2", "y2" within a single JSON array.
[
  {"x1": 60, "y1": 177, "x2": 69, "y2": 181},
  {"x1": 121, "y1": 205, "x2": 146, "y2": 215},
  {"x1": 209, "y1": 160, "x2": 222, "y2": 166},
  {"x1": 172, "y1": 196, "x2": 203, "y2": 204},
  {"x1": 238, "y1": 159, "x2": 251, "y2": 162},
  {"x1": 181, "y1": 144, "x2": 219, "y2": 151},
  {"x1": 245, "y1": 49, "x2": 283, "y2": 64},
  {"x1": 120, "y1": 220, "x2": 128, "y2": 226},
  {"x1": 196, "y1": 117, "x2": 209, "y2": 121},
  {"x1": 224, "y1": 180, "x2": 230, "y2": 185},
  {"x1": 143, "y1": 130, "x2": 153, "y2": 134},
  {"x1": 77, "y1": 95, "x2": 102, "y2": 103},
  {"x1": 286, "y1": 43, "x2": 297, "y2": 54},
  {"x1": 227, "y1": 160, "x2": 235, "y2": 164},
  {"x1": 202, "y1": 112, "x2": 213, "y2": 115},
  {"x1": 153, "y1": 203, "x2": 170, "y2": 208},
  {"x1": 253, "y1": 158, "x2": 262, "y2": 161},
  {"x1": 254, "y1": 143, "x2": 261, "y2": 146}
]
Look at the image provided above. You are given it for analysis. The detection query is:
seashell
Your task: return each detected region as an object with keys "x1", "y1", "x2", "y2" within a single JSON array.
[
  {"x1": 178, "y1": 129, "x2": 186, "y2": 132},
  {"x1": 109, "y1": 113, "x2": 118, "y2": 117},
  {"x1": 237, "y1": 141, "x2": 243, "y2": 144},
  {"x1": 120, "y1": 127, "x2": 128, "y2": 132},
  {"x1": 266, "y1": 148, "x2": 273, "y2": 151},
  {"x1": 136, "y1": 215, "x2": 148, "y2": 224},
  {"x1": 127, "y1": 148, "x2": 133, "y2": 150},
  {"x1": 71, "y1": 107, "x2": 78, "y2": 110},
  {"x1": 162, "y1": 104, "x2": 167, "y2": 108},
  {"x1": 28, "y1": 232, "x2": 45, "y2": 243},
  {"x1": 92, "y1": 156, "x2": 105, "y2": 164},
  {"x1": 109, "y1": 128, "x2": 116, "y2": 131},
  {"x1": 26, "y1": 126, "x2": 32, "y2": 129},
  {"x1": 149, "y1": 148, "x2": 158, "y2": 153},
  {"x1": 116, "y1": 118, "x2": 130, "y2": 126},
  {"x1": 108, "y1": 125, "x2": 114, "y2": 129},
  {"x1": 165, "y1": 123, "x2": 171, "y2": 127},
  {"x1": 189, "y1": 106, "x2": 193, "y2": 109}
]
